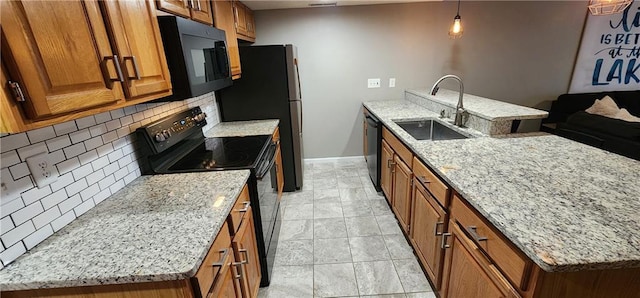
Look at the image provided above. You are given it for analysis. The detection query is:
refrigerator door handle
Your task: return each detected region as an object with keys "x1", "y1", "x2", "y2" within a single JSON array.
[{"x1": 295, "y1": 59, "x2": 302, "y2": 100}]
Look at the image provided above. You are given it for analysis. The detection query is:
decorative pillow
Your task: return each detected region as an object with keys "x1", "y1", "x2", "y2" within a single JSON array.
[
  {"x1": 585, "y1": 95, "x2": 620, "y2": 117},
  {"x1": 614, "y1": 108, "x2": 640, "y2": 123}
]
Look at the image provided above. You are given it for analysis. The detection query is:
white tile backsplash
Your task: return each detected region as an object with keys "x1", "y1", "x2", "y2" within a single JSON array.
[{"x1": 0, "y1": 91, "x2": 219, "y2": 266}]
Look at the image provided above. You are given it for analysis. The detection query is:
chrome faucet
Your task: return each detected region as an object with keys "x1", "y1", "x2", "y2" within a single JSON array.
[{"x1": 430, "y1": 75, "x2": 467, "y2": 127}]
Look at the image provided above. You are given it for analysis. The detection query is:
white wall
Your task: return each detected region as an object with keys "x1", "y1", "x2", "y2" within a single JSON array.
[
  {"x1": 0, "y1": 93, "x2": 219, "y2": 266},
  {"x1": 254, "y1": 1, "x2": 587, "y2": 158}
]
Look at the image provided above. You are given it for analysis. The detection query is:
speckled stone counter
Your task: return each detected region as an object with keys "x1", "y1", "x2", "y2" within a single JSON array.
[
  {"x1": 364, "y1": 100, "x2": 640, "y2": 272},
  {"x1": 405, "y1": 89, "x2": 548, "y2": 135},
  {"x1": 0, "y1": 171, "x2": 250, "y2": 290},
  {"x1": 204, "y1": 119, "x2": 279, "y2": 138}
]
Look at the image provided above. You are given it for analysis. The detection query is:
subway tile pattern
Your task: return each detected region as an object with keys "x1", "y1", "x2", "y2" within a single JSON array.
[
  {"x1": 259, "y1": 158, "x2": 435, "y2": 298},
  {"x1": 0, "y1": 92, "x2": 219, "y2": 267}
]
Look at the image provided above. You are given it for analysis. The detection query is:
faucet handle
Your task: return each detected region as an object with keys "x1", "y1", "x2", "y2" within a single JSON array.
[{"x1": 440, "y1": 110, "x2": 446, "y2": 118}]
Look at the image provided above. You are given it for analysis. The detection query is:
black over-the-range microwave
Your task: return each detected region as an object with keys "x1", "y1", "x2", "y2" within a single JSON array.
[{"x1": 155, "y1": 16, "x2": 232, "y2": 101}]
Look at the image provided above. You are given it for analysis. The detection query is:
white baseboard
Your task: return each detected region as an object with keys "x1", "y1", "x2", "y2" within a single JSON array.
[{"x1": 304, "y1": 156, "x2": 365, "y2": 163}]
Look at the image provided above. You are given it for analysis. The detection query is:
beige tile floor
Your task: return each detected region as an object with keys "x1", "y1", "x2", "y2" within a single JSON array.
[{"x1": 258, "y1": 158, "x2": 436, "y2": 298}]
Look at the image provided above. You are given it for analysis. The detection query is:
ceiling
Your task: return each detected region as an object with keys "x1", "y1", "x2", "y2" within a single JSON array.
[{"x1": 243, "y1": 0, "x2": 439, "y2": 11}]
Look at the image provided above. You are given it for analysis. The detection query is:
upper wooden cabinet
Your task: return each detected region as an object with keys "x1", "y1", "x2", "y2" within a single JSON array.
[
  {"x1": 0, "y1": 0, "x2": 172, "y2": 133},
  {"x1": 212, "y1": 0, "x2": 242, "y2": 79},
  {"x1": 156, "y1": 0, "x2": 213, "y2": 25},
  {"x1": 1, "y1": 0, "x2": 124, "y2": 120},
  {"x1": 101, "y1": 0, "x2": 172, "y2": 100},
  {"x1": 233, "y1": 1, "x2": 255, "y2": 42}
]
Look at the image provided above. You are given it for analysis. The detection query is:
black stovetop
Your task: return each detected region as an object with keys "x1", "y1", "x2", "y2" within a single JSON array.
[{"x1": 167, "y1": 135, "x2": 271, "y2": 171}]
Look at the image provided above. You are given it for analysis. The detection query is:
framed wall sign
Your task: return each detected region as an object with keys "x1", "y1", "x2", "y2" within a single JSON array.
[{"x1": 569, "y1": 1, "x2": 640, "y2": 93}]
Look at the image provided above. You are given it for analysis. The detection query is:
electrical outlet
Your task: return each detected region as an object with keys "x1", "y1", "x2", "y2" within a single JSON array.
[
  {"x1": 367, "y1": 78, "x2": 381, "y2": 88},
  {"x1": 26, "y1": 152, "x2": 58, "y2": 188},
  {"x1": 1, "y1": 173, "x2": 16, "y2": 202},
  {"x1": 389, "y1": 78, "x2": 396, "y2": 88}
]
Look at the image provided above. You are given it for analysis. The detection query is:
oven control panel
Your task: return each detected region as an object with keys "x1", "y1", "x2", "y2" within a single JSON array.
[{"x1": 137, "y1": 107, "x2": 207, "y2": 154}]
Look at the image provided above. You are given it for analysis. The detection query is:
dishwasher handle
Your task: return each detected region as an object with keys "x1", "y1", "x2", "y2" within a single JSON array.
[{"x1": 365, "y1": 115, "x2": 379, "y2": 128}]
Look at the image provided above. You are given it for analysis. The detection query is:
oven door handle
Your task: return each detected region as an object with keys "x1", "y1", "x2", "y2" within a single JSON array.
[{"x1": 255, "y1": 143, "x2": 277, "y2": 179}]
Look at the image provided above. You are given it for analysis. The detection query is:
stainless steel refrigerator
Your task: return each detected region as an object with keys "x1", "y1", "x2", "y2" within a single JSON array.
[{"x1": 218, "y1": 45, "x2": 303, "y2": 191}]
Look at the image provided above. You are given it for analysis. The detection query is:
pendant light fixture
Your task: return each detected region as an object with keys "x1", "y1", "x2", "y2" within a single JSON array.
[
  {"x1": 588, "y1": 0, "x2": 632, "y2": 15},
  {"x1": 449, "y1": 0, "x2": 463, "y2": 39}
]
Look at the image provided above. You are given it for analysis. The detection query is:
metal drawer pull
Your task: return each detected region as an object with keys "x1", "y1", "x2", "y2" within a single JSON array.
[
  {"x1": 466, "y1": 226, "x2": 488, "y2": 242},
  {"x1": 433, "y1": 221, "x2": 444, "y2": 236},
  {"x1": 231, "y1": 262, "x2": 243, "y2": 280},
  {"x1": 238, "y1": 201, "x2": 250, "y2": 212},
  {"x1": 416, "y1": 175, "x2": 430, "y2": 185},
  {"x1": 195, "y1": 0, "x2": 201, "y2": 11},
  {"x1": 211, "y1": 248, "x2": 229, "y2": 267},
  {"x1": 441, "y1": 232, "x2": 451, "y2": 249},
  {"x1": 239, "y1": 248, "x2": 250, "y2": 265},
  {"x1": 124, "y1": 56, "x2": 141, "y2": 80}
]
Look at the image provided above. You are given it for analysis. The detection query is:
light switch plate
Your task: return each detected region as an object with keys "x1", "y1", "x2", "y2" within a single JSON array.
[
  {"x1": 26, "y1": 152, "x2": 58, "y2": 188},
  {"x1": 389, "y1": 78, "x2": 396, "y2": 88}
]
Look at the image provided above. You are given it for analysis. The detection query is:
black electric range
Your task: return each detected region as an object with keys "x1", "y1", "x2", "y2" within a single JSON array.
[{"x1": 136, "y1": 107, "x2": 281, "y2": 287}]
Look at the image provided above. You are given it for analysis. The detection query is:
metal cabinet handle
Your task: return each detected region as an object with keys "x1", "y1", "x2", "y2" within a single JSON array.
[
  {"x1": 231, "y1": 262, "x2": 243, "y2": 280},
  {"x1": 195, "y1": 0, "x2": 201, "y2": 11},
  {"x1": 416, "y1": 175, "x2": 430, "y2": 185},
  {"x1": 465, "y1": 226, "x2": 488, "y2": 243},
  {"x1": 8, "y1": 81, "x2": 26, "y2": 102},
  {"x1": 102, "y1": 55, "x2": 124, "y2": 86},
  {"x1": 441, "y1": 232, "x2": 451, "y2": 249},
  {"x1": 387, "y1": 159, "x2": 395, "y2": 168},
  {"x1": 239, "y1": 248, "x2": 249, "y2": 265},
  {"x1": 187, "y1": 0, "x2": 194, "y2": 8},
  {"x1": 211, "y1": 248, "x2": 230, "y2": 267},
  {"x1": 237, "y1": 201, "x2": 250, "y2": 212},
  {"x1": 123, "y1": 56, "x2": 141, "y2": 80},
  {"x1": 433, "y1": 221, "x2": 444, "y2": 236}
]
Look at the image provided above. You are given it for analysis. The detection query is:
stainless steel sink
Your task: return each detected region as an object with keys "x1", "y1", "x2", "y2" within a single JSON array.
[{"x1": 394, "y1": 119, "x2": 469, "y2": 141}]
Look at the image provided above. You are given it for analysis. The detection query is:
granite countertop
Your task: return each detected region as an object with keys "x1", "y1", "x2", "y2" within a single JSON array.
[
  {"x1": 204, "y1": 119, "x2": 279, "y2": 138},
  {"x1": 406, "y1": 89, "x2": 549, "y2": 121},
  {"x1": 0, "y1": 171, "x2": 250, "y2": 290},
  {"x1": 363, "y1": 100, "x2": 640, "y2": 272}
]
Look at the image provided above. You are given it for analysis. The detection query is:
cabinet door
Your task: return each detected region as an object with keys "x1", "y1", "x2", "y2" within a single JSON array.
[
  {"x1": 380, "y1": 140, "x2": 394, "y2": 204},
  {"x1": 209, "y1": 250, "x2": 242, "y2": 298},
  {"x1": 411, "y1": 182, "x2": 447, "y2": 290},
  {"x1": 232, "y1": 206, "x2": 261, "y2": 298},
  {"x1": 212, "y1": 0, "x2": 242, "y2": 79},
  {"x1": 245, "y1": 8, "x2": 256, "y2": 39},
  {"x1": 441, "y1": 222, "x2": 519, "y2": 298},
  {"x1": 233, "y1": 2, "x2": 248, "y2": 36},
  {"x1": 392, "y1": 155, "x2": 412, "y2": 233},
  {"x1": 101, "y1": 0, "x2": 172, "y2": 100},
  {"x1": 156, "y1": 0, "x2": 190, "y2": 18},
  {"x1": 275, "y1": 145, "x2": 285, "y2": 200},
  {"x1": 363, "y1": 112, "x2": 368, "y2": 162},
  {"x1": 191, "y1": 0, "x2": 214, "y2": 25},
  {"x1": 1, "y1": 0, "x2": 123, "y2": 119}
]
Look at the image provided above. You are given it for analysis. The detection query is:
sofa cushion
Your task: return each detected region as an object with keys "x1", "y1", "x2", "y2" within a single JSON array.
[
  {"x1": 567, "y1": 111, "x2": 640, "y2": 141},
  {"x1": 585, "y1": 95, "x2": 619, "y2": 117}
]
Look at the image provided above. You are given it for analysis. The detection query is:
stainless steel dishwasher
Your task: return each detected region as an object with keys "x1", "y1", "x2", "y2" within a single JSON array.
[{"x1": 365, "y1": 112, "x2": 382, "y2": 191}]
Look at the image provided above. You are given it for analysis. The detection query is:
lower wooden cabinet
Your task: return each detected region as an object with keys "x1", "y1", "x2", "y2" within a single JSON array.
[
  {"x1": 273, "y1": 128, "x2": 284, "y2": 199},
  {"x1": 441, "y1": 222, "x2": 520, "y2": 298},
  {"x1": 411, "y1": 180, "x2": 447, "y2": 291},
  {"x1": 232, "y1": 206, "x2": 261, "y2": 298},
  {"x1": 380, "y1": 139, "x2": 394, "y2": 204},
  {"x1": 391, "y1": 155, "x2": 412, "y2": 233}
]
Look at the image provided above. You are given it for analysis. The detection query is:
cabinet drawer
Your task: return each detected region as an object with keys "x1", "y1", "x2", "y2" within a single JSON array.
[
  {"x1": 193, "y1": 221, "x2": 232, "y2": 297},
  {"x1": 450, "y1": 194, "x2": 532, "y2": 291},
  {"x1": 382, "y1": 127, "x2": 412, "y2": 167},
  {"x1": 228, "y1": 184, "x2": 250, "y2": 235},
  {"x1": 413, "y1": 157, "x2": 450, "y2": 208}
]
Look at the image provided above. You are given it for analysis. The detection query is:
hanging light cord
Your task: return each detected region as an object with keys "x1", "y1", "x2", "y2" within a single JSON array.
[{"x1": 456, "y1": 0, "x2": 461, "y2": 17}]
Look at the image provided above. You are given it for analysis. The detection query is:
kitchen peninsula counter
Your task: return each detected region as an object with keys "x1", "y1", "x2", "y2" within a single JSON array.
[
  {"x1": 0, "y1": 171, "x2": 250, "y2": 290},
  {"x1": 363, "y1": 99, "x2": 640, "y2": 273}
]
